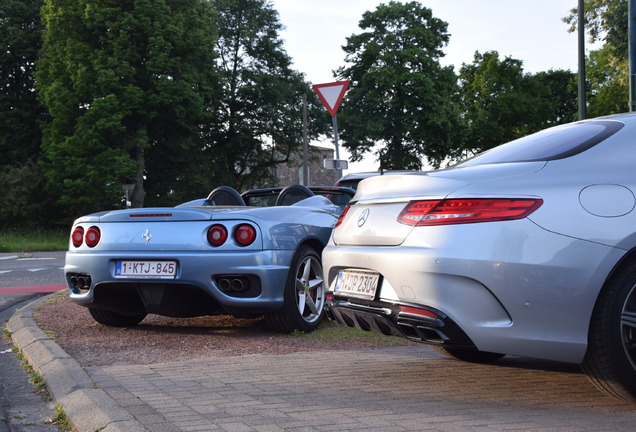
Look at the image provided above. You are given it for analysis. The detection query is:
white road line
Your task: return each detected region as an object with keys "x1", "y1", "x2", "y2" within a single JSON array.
[{"x1": 19, "y1": 257, "x2": 57, "y2": 261}]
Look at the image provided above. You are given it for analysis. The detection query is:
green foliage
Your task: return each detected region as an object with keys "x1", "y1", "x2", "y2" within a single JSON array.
[
  {"x1": 0, "y1": 0, "x2": 46, "y2": 166},
  {"x1": 563, "y1": 0, "x2": 628, "y2": 116},
  {"x1": 51, "y1": 403, "x2": 74, "y2": 431},
  {"x1": 531, "y1": 69, "x2": 578, "y2": 125},
  {"x1": 459, "y1": 51, "x2": 574, "y2": 155},
  {"x1": 1, "y1": 0, "x2": 629, "y2": 228},
  {"x1": 37, "y1": 0, "x2": 218, "y2": 213},
  {"x1": 586, "y1": 45, "x2": 629, "y2": 116},
  {"x1": 0, "y1": 161, "x2": 63, "y2": 229},
  {"x1": 563, "y1": 0, "x2": 626, "y2": 49},
  {"x1": 336, "y1": 1, "x2": 463, "y2": 170},
  {"x1": 207, "y1": 0, "x2": 327, "y2": 191}
]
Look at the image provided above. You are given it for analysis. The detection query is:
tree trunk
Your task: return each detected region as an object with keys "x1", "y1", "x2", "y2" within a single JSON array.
[{"x1": 131, "y1": 146, "x2": 146, "y2": 208}]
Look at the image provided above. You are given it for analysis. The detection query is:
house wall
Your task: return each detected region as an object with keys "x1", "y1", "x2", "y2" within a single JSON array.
[{"x1": 275, "y1": 146, "x2": 340, "y2": 186}]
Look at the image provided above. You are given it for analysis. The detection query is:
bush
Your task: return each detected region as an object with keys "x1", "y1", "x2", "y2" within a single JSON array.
[{"x1": 0, "y1": 161, "x2": 61, "y2": 229}]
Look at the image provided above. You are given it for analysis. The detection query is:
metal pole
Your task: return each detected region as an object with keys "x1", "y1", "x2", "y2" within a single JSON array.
[
  {"x1": 578, "y1": 0, "x2": 586, "y2": 120},
  {"x1": 332, "y1": 115, "x2": 342, "y2": 179},
  {"x1": 302, "y1": 94, "x2": 309, "y2": 185},
  {"x1": 630, "y1": 0, "x2": 636, "y2": 111}
]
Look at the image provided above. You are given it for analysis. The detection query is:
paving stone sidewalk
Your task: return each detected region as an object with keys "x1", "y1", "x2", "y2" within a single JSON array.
[{"x1": 9, "y1": 296, "x2": 636, "y2": 431}]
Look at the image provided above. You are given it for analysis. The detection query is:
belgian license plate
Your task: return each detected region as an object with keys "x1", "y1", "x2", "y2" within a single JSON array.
[
  {"x1": 115, "y1": 260, "x2": 177, "y2": 279},
  {"x1": 334, "y1": 269, "x2": 380, "y2": 300}
]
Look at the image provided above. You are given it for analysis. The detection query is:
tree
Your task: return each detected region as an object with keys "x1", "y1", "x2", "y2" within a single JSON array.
[
  {"x1": 458, "y1": 51, "x2": 555, "y2": 155},
  {"x1": 585, "y1": 45, "x2": 628, "y2": 116},
  {"x1": 208, "y1": 0, "x2": 327, "y2": 190},
  {"x1": 564, "y1": 0, "x2": 627, "y2": 56},
  {"x1": 36, "y1": 0, "x2": 218, "y2": 215},
  {"x1": 563, "y1": 0, "x2": 628, "y2": 115},
  {"x1": 335, "y1": 1, "x2": 463, "y2": 170},
  {"x1": 530, "y1": 69, "x2": 578, "y2": 125},
  {"x1": 0, "y1": 0, "x2": 46, "y2": 166},
  {"x1": 0, "y1": 161, "x2": 59, "y2": 228}
]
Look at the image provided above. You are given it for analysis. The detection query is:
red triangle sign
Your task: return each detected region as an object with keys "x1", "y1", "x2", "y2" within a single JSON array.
[{"x1": 312, "y1": 80, "x2": 350, "y2": 116}]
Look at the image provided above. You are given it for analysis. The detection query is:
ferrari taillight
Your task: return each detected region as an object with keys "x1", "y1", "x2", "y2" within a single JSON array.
[
  {"x1": 85, "y1": 226, "x2": 101, "y2": 247},
  {"x1": 397, "y1": 198, "x2": 543, "y2": 226},
  {"x1": 207, "y1": 224, "x2": 228, "y2": 247},
  {"x1": 234, "y1": 224, "x2": 256, "y2": 246},
  {"x1": 71, "y1": 226, "x2": 84, "y2": 247}
]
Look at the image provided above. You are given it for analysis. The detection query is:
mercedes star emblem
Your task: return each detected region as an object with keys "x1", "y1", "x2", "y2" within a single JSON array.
[{"x1": 358, "y1": 208, "x2": 370, "y2": 227}]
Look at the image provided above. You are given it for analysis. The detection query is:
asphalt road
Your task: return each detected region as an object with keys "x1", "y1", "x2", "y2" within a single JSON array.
[
  {"x1": 0, "y1": 294, "x2": 59, "y2": 432},
  {"x1": 0, "y1": 252, "x2": 66, "y2": 431},
  {"x1": 0, "y1": 252, "x2": 66, "y2": 290}
]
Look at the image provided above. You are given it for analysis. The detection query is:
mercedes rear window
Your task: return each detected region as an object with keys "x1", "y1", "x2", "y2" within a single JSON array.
[{"x1": 458, "y1": 120, "x2": 624, "y2": 167}]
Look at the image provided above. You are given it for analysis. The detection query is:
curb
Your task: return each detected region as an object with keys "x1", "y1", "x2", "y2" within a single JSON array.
[{"x1": 7, "y1": 295, "x2": 148, "y2": 432}]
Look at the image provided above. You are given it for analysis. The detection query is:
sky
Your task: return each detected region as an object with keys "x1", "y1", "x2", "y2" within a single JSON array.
[{"x1": 271, "y1": 0, "x2": 592, "y2": 173}]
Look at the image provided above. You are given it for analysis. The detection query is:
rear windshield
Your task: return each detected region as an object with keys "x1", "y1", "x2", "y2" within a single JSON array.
[{"x1": 458, "y1": 120, "x2": 624, "y2": 167}]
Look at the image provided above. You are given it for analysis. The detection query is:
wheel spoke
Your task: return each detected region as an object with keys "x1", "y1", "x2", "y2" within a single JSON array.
[
  {"x1": 305, "y1": 293, "x2": 319, "y2": 315},
  {"x1": 297, "y1": 290, "x2": 306, "y2": 315},
  {"x1": 307, "y1": 277, "x2": 323, "y2": 292},
  {"x1": 301, "y1": 259, "x2": 312, "y2": 281},
  {"x1": 622, "y1": 307, "x2": 636, "y2": 358},
  {"x1": 622, "y1": 310, "x2": 636, "y2": 329}
]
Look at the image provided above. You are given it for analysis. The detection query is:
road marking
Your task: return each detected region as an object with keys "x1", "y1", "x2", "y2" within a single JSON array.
[
  {"x1": 0, "y1": 284, "x2": 66, "y2": 294},
  {"x1": 18, "y1": 257, "x2": 57, "y2": 261},
  {"x1": 27, "y1": 268, "x2": 46, "y2": 272}
]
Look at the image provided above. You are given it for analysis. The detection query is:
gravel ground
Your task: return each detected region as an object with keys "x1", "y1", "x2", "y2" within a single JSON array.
[{"x1": 33, "y1": 292, "x2": 414, "y2": 367}]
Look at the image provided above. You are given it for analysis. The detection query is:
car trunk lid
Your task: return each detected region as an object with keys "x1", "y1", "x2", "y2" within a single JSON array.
[
  {"x1": 77, "y1": 206, "x2": 248, "y2": 223},
  {"x1": 334, "y1": 162, "x2": 545, "y2": 246}
]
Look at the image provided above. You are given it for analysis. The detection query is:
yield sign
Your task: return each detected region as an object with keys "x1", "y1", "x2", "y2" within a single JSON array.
[{"x1": 312, "y1": 80, "x2": 350, "y2": 116}]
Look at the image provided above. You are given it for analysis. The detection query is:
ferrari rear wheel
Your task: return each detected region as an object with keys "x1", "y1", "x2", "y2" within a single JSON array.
[
  {"x1": 431, "y1": 345, "x2": 505, "y2": 363},
  {"x1": 266, "y1": 245, "x2": 325, "y2": 333},
  {"x1": 582, "y1": 260, "x2": 636, "y2": 402},
  {"x1": 88, "y1": 307, "x2": 147, "y2": 327}
]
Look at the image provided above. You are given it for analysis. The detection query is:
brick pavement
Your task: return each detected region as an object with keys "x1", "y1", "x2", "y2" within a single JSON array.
[
  {"x1": 9, "y1": 295, "x2": 636, "y2": 431},
  {"x1": 88, "y1": 346, "x2": 636, "y2": 431}
]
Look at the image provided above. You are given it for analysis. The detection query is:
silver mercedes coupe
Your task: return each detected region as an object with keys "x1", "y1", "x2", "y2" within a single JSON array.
[{"x1": 322, "y1": 112, "x2": 636, "y2": 401}]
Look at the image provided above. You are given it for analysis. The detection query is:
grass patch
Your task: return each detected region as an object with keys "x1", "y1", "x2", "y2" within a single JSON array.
[
  {"x1": 0, "y1": 229, "x2": 68, "y2": 253},
  {"x1": 51, "y1": 403, "x2": 73, "y2": 431},
  {"x1": 14, "y1": 350, "x2": 50, "y2": 398},
  {"x1": 288, "y1": 319, "x2": 412, "y2": 347},
  {"x1": 4, "y1": 326, "x2": 72, "y2": 431}
]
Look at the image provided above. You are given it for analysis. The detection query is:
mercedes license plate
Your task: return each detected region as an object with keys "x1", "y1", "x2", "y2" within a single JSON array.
[
  {"x1": 334, "y1": 269, "x2": 380, "y2": 300},
  {"x1": 115, "y1": 260, "x2": 176, "y2": 279}
]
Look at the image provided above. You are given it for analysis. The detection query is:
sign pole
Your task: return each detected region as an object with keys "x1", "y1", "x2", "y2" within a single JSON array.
[
  {"x1": 578, "y1": 0, "x2": 586, "y2": 119},
  {"x1": 630, "y1": 0, "x2": 636, "y2": 112},
  {"x1": 302, "y1": 93, "x2": 309, "y2": 185},
  {"x1": 332, "y1": 115, "x2": 342, "y2": 179}
]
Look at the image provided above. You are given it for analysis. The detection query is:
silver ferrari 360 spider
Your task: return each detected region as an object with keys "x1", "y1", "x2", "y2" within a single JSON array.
[
  {"x1": 64, "y1": 184, "x2": 353, "y2": 333},
  {"x1": 322, "y1": 112, "x2": 636, "y2": 401}
]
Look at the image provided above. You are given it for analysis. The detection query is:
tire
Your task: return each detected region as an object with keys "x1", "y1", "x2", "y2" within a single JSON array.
[
  {"x1": 88, "y1": 307, "x2": 147, "y2": 327},
  {"x1": 266, "y1": 246, "x2": 326, "y2": 333},
  {"x1": 582, "y1": 260, "x2": 636, "y2": 402},
  {"x1": 431, "y1": 345, "x2": 505, "y2": 363}
]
